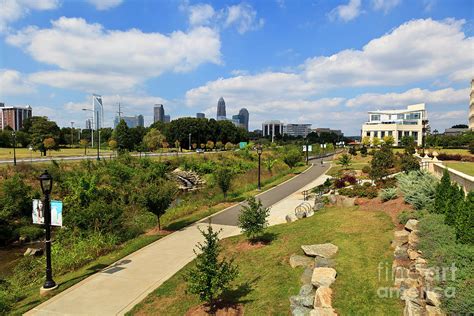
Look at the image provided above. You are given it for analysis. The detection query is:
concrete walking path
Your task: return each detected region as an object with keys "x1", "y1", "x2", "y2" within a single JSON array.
[{"x1": 25, "y1": 158, "x2": 331, "y2": 316}]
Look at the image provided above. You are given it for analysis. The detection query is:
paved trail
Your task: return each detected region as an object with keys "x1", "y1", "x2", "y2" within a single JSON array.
[{"x1": 26, "y1": 157, "x2": 331, "y2": 316}]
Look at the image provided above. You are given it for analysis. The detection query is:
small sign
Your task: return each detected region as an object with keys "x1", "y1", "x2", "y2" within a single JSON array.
[
  {"x1": 239, "y1": 142, "x2": 248, "y2": 149},
  {"x1": 302, "y1": 145, "x2": 313, "y2": 152},
  {"x1": 32, "y1": 199, "x2": 63, "y2": 227}
]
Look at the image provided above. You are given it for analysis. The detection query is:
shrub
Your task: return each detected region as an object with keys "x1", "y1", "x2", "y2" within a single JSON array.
[
  {"x1": 336, "y1": 154, "x2": 352, "y2": 169},
  {"x1": 397, "y1": 171, "x2": 437, "y2": 210},
  {"x1": 214, "y1": 167, "x2": 234, "y2": 198},
  {"x1": 283, "y1": 148, "x2": 303, "y2": 169},
  {"x1": 437, "y1": 153, "x2": 462, "y2": 161},
  {"x1": 338, "y1": 184, "x2": 378, "y2": 199},
  {"x1": 348, "y1": 146, "x2": 357, "y2": 156},
  {"x1": 380, "y1": 187, "x2": 398, "y2": 202},
  {"x1": 400, "y1": 154, "x2": 420, "y2": 173},
  {"x1": 362, "y1": 165, "x2": 371, "y2": 174},
  {"x1": 469, "y1": 141, "x2": 474, "y2": 154},
  {"x1": 375, "y1": 177, "x2": 397, "y2": 189},
  {"x1": 360, "y1": 146, "x2": 368, "y2": 156},
  {"x1": 456, "y1": 191, "x2": 474, "y2": 244},
  {"x1": 185, "y1": 225, "x2": 238, "y2": 311},
  {"x1": 238, "y1": 197, "x2": 270, "y2": 242},
  {"x1": 369, "y1": 145, "x2": 395, "y2": 181},
  {"x1": 16, "y1": 226, "x2": 44, "y2": 242}
]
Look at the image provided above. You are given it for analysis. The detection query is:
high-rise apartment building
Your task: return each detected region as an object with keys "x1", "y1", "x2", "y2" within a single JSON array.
[
  {"x1": 217, "y1": 97, "x2": 226, "y2": 120},
  {"x1": 283, "y1": 124, "x2": 312, "y2": 137},
  {"x1": 114, "y1": 115, "x2": 145, "y2": 128},
  {"x1": 470, "y1": 79, "x2": 474, "y2": 130},
  {"x1": 154, "y1": 104, "x2": 165, "y2": 123},
  {"x1": 164, "y1": 115, "x2": 171, "y2": 123},
  {"x1": 238, "y1": 108, "x2": 249, "y2": 131},
  {"x1": 361, "y1": 104, "x2": 428, "y2": 146},
  {"x1": 92, "y1": 94, "x2": 104, "y2": 130},
  {"x1": 0, "y1": 103, "x2": 32, "y2": 131}
]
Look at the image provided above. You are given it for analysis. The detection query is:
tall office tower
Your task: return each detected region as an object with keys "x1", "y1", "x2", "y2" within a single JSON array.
[
  {"x1": 0, "y1": 103, "x2": 32, "y2": 131},
  {"x1": 137, "y1": 115, "x2": 144, "y2": 127},
  {"x1": 154, "y1": 104, "x2": 165, "y2": 123},
  {"x1": 238, "y1": 108, "x2": 249, "y2": 131},
  {"x1": 164, "y1": 115, "x2": 171, "y2": 123},
  {"x1": 92, "y1": 94, "x2": 104, "y2": 130},
  {"x1": 470, "y1": 79, "x2": 474, "y2": 130},
  {"x1": 196, "y1": 112, "x2": 205, "y2": 118},
  {"x1": 85, "y1": 119, "x2": 92, "y2": 130},
  {"x1": 217, "y1": 97, "x2": 226, "y2": 120}
]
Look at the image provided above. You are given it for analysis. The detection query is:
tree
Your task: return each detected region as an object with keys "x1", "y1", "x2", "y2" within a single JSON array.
[
  {"x1": 283, "y1": 148, "x2": 302, "y2": 169},
  {"x1": 216, "y1": 141, "x2": 223, "y2": 150},
  {"x1": 143, "y1": 128, "x2": 165, "y2": 152},
  {"x1": 372, "y1": 137, "x2": 381, "y2": 147},
  {"x1": 369, "y1": 145, "x2": 395, "y2": 181},
  {"x1": 455, "y1": 192, "x2": 473, "y2": 244},
  {"x1": 200, "y1": 143, "x2": 206, "y2": 149},
  {"x1": 25, "y1": 116, "x2": 60, "y2": 155},
  {"x1": 265, "y1": 157, "x2": 277, "y2": 175},
  {"x1": 108, "y1": 139, "x2": 118, "y2": 154},
  {"x1": 362, "y1": 136, "x2": 371, "y2": 147},
  {"x1": 214, "y1": 167, "x2": 233, "y2": 198},
  {"x1": 114, "y1": 119, "x2": 133, "y2": 152},
  {"x1": 433, "y1": 169, "x2": 452, "y2": 215},
  {"x1": 360, "y1": 146, "x2": 368, "y2": 156},
  {"x1": 238, "y1": 197, "x2": 270, "y2": 242},
  {"x1": 174, "y1": 140, "x2": 180, "y2": 150},
  {"x1": 336, "y1": 154, "x2": 352, "y2": 169},
  {"x1": 400, "y1": 153, "x2": 420, "y2": 173},
  {"x1": 348, "y1": 146, "x2": 357, "y2": 156},
  {"x1": 192, "y1": 143, "x2": 197, "y2": 150},
  {"x1": 383, "y1": 135, "x2": 395, "y2": 146},
  {"x1": 139, "y1": 180, "x2": 177, "y2": 230},
  {"x1": 206, "y1": 140, "x2": 215, "y2": 151},
  {"x1": 224, "y1": 142, "x2": 233, "y2": 151},
  {"x1": 401, "y1": 136, "x2": 416, "y2": 154},
  {"x1": 80, "y1": 139, "x2": 89, "y2": 155},
  {"x1": 185, "y1": 225, "x2": 238, "y2": 311},
  {"x1": 161, "y1": 141, "x2": 169, "y2": 151},
  {"x1": 43, "y1": 138, "x2": 56, "y2": 156}
]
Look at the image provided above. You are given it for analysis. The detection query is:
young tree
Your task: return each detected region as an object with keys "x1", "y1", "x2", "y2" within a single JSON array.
[
  {"x1": 336, "y1": 153, "x2": 352, "y2": 169},
  {"x1": 372, "y1": 137, "x2": 381, "y2": 147},
  {"x1": 455, "y1": 191, "x2": 473, "y2": 244},
  {"x1": 114, "y1": 119, "x2": 133, "y2": 152},
  {"x1": 206, "y1": 140, "x2": 215, "y2": 151},
  {"x1": 383, "y1": 135, "x2": 395, "y2": 146},
  {"x1": 360, "y1": 146, "x2": 368, "y2": 157},
  {"x1": 348, "y1": 146, "x2": 357, "y2": 156},
  {"x1": 185, "y1": 224, "x2": 238, "y2": 311},
  {"x1": 216, "y1": 141, "x2": 223, "y2": 151},
  {"x1": 224, "y1": 142, "x2": 234, "y2": 151},
  {"x1": 401, "y1": 136, "x2": 416, "y2": 154},
  {"x1": 400, "y1": 153, "x2": 420, "y2": 173},
  {"x1": 283, "y1": 148, "x2": 302, "y2": 169},
  {"x1": 238, "y1": 197, "x2": 270, "y2": 242},
  {"x1": 362, "y1": 136, "x2": 371, "y2": 147},
  {"x1": 174, "y1": 140, "x2": 180, "y2": 151},
  {"x1": 161, "y1": 141, "x2": 169, "y2": 152},
  {"x1": 264, "y1": 157, "x2": 277, "y2": 175},
  {"x1": 200, "y1": 143, "x2": 206, "y2": 150},
  {"x1": 80, "y1": 139, "x2": 89, "y2": 155},
  {"x1": 192, "y1": 143, "x2": 197, "y2": 150},
  {"x1": 369, "y1": 145, "x2": 395, "y2": 181},
  {"x1": 43, "y1": 137, "x2": 56, "y2": 156},
  {"x1": 139, "y1": 180, "x2": 177, "y2": 230},
  {"x1": 143, "y1": 128, "x2": 165, "y2": 152},
  {"x1": 108, "y1": 139, "x2": 118, "y2": 151},
  {"x1": 214, "y1": 167, "x2": 233, "y2": 198}
]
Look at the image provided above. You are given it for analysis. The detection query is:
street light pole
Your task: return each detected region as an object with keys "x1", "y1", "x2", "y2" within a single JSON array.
[
  {"x1": 39, "y1": 170, "x2": 57, "y2": 291},
  {"x1": 257, "y1": 144, "x2": 262, "y2": 190},
  {"x1": 12, "y1": 131, "x2": 17, "y2": 166},
  {"x1": 305, "y1": 139, "x2": 309, "y2": 165},
  {"x1": 97, "y1": 130, "x2": 100, "y2": 161},
  {"x1": 188, "y1": 133, "x2": 191, "y2": 151}
]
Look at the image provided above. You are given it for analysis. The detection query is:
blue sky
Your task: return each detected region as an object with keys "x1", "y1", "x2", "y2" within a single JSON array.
[{"x1": 0, "y1": 0, "x2": 473, "y2": 135}]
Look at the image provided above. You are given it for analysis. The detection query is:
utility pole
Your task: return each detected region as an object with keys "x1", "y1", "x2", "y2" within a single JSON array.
[
  {"x1": 189, "y1": 133, "x2": 191, "y2": 150},
  {"x1": 117, "y1": 102, "x2": 123, "y2": 120}
]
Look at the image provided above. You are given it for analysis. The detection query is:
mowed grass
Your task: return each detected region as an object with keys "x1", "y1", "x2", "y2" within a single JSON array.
[
  {"x1": 445, "y1": 162, "x2": 474, "y2": 177},
  {"x1": 129, "y1": 206, "x2": 402, "y2": 316},
  {"x1": 0, "y1": 147, "x2": 113, "y2": 159}
]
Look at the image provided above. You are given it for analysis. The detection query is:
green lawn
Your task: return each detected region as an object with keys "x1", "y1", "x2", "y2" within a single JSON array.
[
  {"x1": 0, "y1": 147, "x2": 113, "y2": 159},
  {"x1": 445, "y1": 162, "x2": 474, "y2": 177},
  {"x1": 327, "y1": 162, "x2": 370, "y2": 177},
  {"x1": 129, "y1": 205, "x2": 402, "y2": 315}
]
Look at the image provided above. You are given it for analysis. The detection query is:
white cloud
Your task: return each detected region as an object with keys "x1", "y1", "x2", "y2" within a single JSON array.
[
  {"x1": 0, "y1": 69, "x2": 35, "y2": 97},
  {"x1": 86, "y1": 0, "x2": 123, "y2": 11},
  {"x1": 188, "y1": 3, "x2": 215, "y2": 26},
  {"x1": 225, "y1": 3, "x2": 264, "y2": 34},
  {"x1": 329, "y1": 0, "x2": 362, "y2": 22},
  {"x1": 7, "y1": 17, "x2": 221, "y2": 92},
  {"x1": 346, "y1": 87, "x2": 469, "y2": 108},
  {"x1": 303, "y1": 19, "x2": 473, "y2": 88},
  {"x1": 371, "y1": 0, "x2": 401, "y2": 13},
  {"x1": 0, "y1": 0, "x2": 59, "y2": 32}
]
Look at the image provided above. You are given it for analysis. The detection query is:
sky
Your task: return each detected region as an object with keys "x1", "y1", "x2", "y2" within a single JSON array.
[{"x1": 0, "y1": 0, "x2": 473, "y2": 135}]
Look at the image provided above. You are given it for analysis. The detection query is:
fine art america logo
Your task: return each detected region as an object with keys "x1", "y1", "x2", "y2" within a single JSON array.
[{"x1": 376, "y1": 261, "x2": 457, "y2": 299}]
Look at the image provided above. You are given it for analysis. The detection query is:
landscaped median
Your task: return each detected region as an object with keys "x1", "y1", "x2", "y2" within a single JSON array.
[{"x1": 128, "y1": 204, "x2": 403, "y2": 315}]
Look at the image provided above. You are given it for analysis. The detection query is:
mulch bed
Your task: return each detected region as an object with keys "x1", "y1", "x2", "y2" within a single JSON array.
[
  {"x1": 355, "y1": 196, "x2": 413, "y2": 229},
  {"x1": 185, "y1": 303, "x2": 244, "y2": 316}
]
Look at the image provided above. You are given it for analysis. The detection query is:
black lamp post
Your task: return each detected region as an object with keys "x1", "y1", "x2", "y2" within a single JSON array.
[
  {"x1": 305, "y1": 139, "x2": 309, "y2": 165},
  {"x1": 12, "y1": 131, "x2": 17, "y2": 166},
  {"x1": 39, "y1": 170, "x2": 56, "y2": 290},
  {"x1": 96, "y1": 130, "x2": 100, "y2": 161},
  {"x1": 257, "y1": 144, "x2": 263, "y2": 190}
]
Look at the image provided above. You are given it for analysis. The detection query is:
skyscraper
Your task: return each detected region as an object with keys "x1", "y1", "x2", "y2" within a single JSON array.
[
  {"x1": 217, "y1": 97, "x2": 226, "y2": 120},
  {"x1": 154, "y1": 104, "x2": 165, "y2": 123},
  {"x1": 164, "y1": 115, "x2": 171, "y2": 123},
  {"x1": 137, "y1": 114, "x2": 144, "y2": 127},
  {"x1": 238, "y1": 108, "x2": 249, "y2": 131},
  {"x1": 92, "y1": 94, "x2": 104, "y2": 130},
  {"x1": 470, "y1": 79, "x2": 473, "y2": 130}
]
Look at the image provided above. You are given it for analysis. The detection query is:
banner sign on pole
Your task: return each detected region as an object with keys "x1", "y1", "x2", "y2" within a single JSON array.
[
  {"x1": 32, "y1": 199, "x2": 63, "y2": 227},
  {"x1": 302, "y1": 145, "x2": 313, "y2": 152}
]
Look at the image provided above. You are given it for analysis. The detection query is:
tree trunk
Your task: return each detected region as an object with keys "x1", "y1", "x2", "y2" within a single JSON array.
[{"x1": 158, "y1": 216, "x2": 161, "y2": 231}]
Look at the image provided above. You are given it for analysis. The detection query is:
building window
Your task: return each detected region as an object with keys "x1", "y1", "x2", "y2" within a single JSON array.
[
  {"x1": 381, "y1": 131, "x2": 385, "y2": 138},
  {"x1": 371, "y1": 114, "x2": 381, "y2": 121},
  {"x1": 406, "y1": 112, "x2": 421, "y2": 120},
  {"x1": 374, "y1": 131, "x2": 378, "y2": 138},
  {"x1": 366, "y1": 132, "x2": 370, "y2": 137},
  {"x1": 404, "y1": 131, "x2": 410, "y2": 137},
  {"x1": 398, "y1": 131, "x2": 403, "y2": 139},
  {"x1": 388, "y1": 131, "x2": 393, "y2": 136},
  {"x1": 397, "y1": 114, "x2": 404, "y2": 120},
  {"x1": 412, "y1": 131, "x2": 418, "y2": 139}
]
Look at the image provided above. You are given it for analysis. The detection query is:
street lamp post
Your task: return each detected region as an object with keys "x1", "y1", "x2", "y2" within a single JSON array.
[
  {"x1": 305, "y1": 139, "x2": 309, "y2": 165},
  {"x1": 188, "y1": 133, "x2": 191, "y2": 151},
  {"x1": 12, "y1": 131, "x2": 17, "y2": 166},
  {"x1": 97, "y1": 130, "x2": 100, "y2": 161},
  {"x1": 39, "y1": 170, "x2": 57, "y2": 291},
  {"x1": 257, "y1": 144, "x2": 263, "y2": 190}
]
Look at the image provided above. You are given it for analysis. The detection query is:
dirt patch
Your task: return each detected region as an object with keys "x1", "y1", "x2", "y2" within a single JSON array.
[
  {"x1": 145, "y1": 227, "x2": 174, "y2": 236},
  {"x1": 235, "y1": 240, "x2": 266, "y2": 251},
  {"x1": 356, "y1": 197, "x2": 413, "y2": 228},
  {"x1": 185, "y1": 303, "x2": 244, "y2": 316}
]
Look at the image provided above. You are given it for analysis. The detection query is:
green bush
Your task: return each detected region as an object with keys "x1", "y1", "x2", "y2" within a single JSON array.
[
  {"x1": 400, "y1": 153, "x2": 420, "y2": 173},
  {"x1": 338, "y1": 184, "x2": 378, "y2": 199},
  {"x1": 380, "y1": 187, "x2": 398, "y2": 202},
  {"x1": 16, "y1": 225, "x2": 44, "y2": 242},
  {"x1": 397, "y1": 171, "x2": 437, "y2": 210},
  {"x1": 362, "y1": 165, "x2": 371, "y2": 174},
  {"x1": 397, "y1": 210, "x2": 427, "y2": 225},
  {"x1": 283, "y1": 148, "x2": 303, "y2": 169}
]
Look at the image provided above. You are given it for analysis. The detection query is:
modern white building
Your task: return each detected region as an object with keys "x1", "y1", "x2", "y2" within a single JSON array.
[
  {"x1": 283, "y1": 124, "x2": 312, "y2": 137},
  {"x1": 92, "y1": 94, "x2": 104, "y2": 130},
  {"x1": 361, "y1": 104, "x2": 428, "y2": 146},
  {"x1": 262, "y1": 120, "x2": 284, "y2": 141}
]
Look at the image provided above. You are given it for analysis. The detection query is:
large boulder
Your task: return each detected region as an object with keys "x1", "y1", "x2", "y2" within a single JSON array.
[
  {"x1": 314, "y1": 287, "x2": 333, "y2": 308},
  {"x1": 301, "y1": 267, "x2": 314, "y2": 284},
  {"x1": 408, "y1": 231, "x2": 420, "y2": 248},
  {"x1": 403, "y1": 298, "x2": 424, "y2": 316},
  {"x1": 310, "y1": 307, "x2": 337, "y2": 316},
  {"x1": 299, "y1": 284, "x2": 315, "y2": 296},
  {"x1": 311, "y1": 268, "x2": 337, "y2": 287},
  {"x1": 291, "y1": 305, "x2": 313, "y2": 316},
  {"x1": 392, "y1": 230, "x2": 409, "y2": 248},
  {"x1": 24, "y1": 248, "x2": 43, "y2": 257},
  {"x1": 290, "y1": 254, "x2": 314, "y2": 268},
  {"x1": 301, "y1": 243, "x2": 338, "y2": 258},
  {"x1": 425, "y1": 305, "x2": 446, "y2": 316},
  {"x1": 290, "y1": 295, "x2": 314, "y2": 308},
  {"x1": 425, "y1": 290, "x2": 442, "y2": 307},
  {"x1": 394, "y1": 245, "x2": 409, "y2": 261},
  {"x1": 404, "y1": 219, "x2": 419, "y2": 232}
]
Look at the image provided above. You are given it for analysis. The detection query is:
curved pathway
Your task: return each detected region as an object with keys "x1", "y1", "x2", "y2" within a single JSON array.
[{"x1": 26, "y1": 157, "x2": 332, "y2": 316}]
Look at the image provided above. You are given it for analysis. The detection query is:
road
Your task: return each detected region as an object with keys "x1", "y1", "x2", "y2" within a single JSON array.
[{"x1": 26, "y1": 156, "x2": 332, "y2": 316}]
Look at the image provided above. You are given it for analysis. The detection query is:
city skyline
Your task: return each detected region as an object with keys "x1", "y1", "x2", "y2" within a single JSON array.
[{"x1": 0, "y1": 0, "x2": 472, "y2": 134}]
